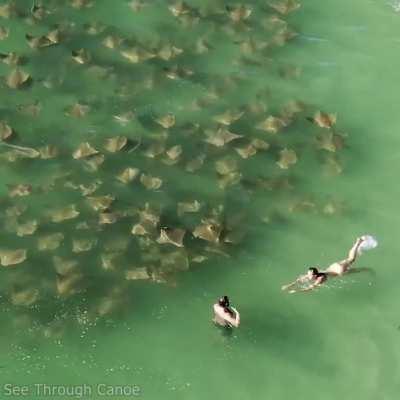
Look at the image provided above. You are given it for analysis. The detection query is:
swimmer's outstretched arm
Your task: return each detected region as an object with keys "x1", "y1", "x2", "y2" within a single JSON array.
[
  {"x1": 288, "y1": 282, "x2": 321, "y2": 294},
  {"x1": 281, "y1": 274, "x2": 307, "y2": 291}
]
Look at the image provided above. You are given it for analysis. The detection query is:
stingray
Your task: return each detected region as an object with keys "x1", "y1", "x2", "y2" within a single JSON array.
[
  {"x1": 16, "y1": 220, "x2": 38, "y2": 237},
  {"x1": 72, "y1": 142, "x2": 98, "y2": 159},
  {"x1": 99, "y1": 212, "x2": 117, "y2": 225},
  {"x1": 257, "y1": 115, "x2": 287, "y2": 134},
  {"x1": 177, "y1": 200, "x2": 201, "y2": 216},
  {"x1": 56, "y1": 272, "x2": 83, "y2": 297},
  {"x1": 155, "y1": 114, "x2": 175, "y2": 129},
  {"x1": 79, "y1": 180, "x2": 102, "y2": 196},
  {"x1": 0, "y1": 26, "x2": 8, "y2": 40},
  {"x1": 71, "y1": 49, "x2": 91, "y2": 64},
  {"x1": 204, "y1": 127, "x2": 242, "y2": 147},
  {"x1": 102, "y1": 35, "x2": 123, "y2": 49},
  {"x1": 235, "y1": 144, "x2": 257, "y2": 159},
  {"x1": 125, "y1": 267, "x2": 150, "y2": 281},
  {"x1": 26, "y1": 30, "x2": 60, "y2": 49},
  {"x1": 191, "y1": 255, "x2": 207, "y2": 263},
  {"x1": 138, "y1": 202, "x2": 159, "y2": 221},
  {"x1": 116, "y1": 167, "x2": 140, "y2": 184},
  {"x1": 87, "y1": 195, "x2": 114, "y2": 212},
  {"x1": 18, "y1": 101, "x2": 41, "y2": 117},
  {"x1": 70, "y1": 0, "x2": 93, "y2": 9},
  {"x1": 131, "y1": 223, "x2": 150, "y2": 236},
  {"x1": 310, "y1": 111, "x2": 337, "y2": 129},
  {"x1": 324, "y1": 154, "x2": 343, "y2": 175},
  {"x1": 196, "y1": 37, "x2": 211, "y2": 54},
  {"x1": 167, "y1": 145, "x2": 183, "y2": 162},
  {"x1": 228, "y1": 4, "x2": 252, "y2": 22},
  {"x1": 269, "y1": 0, "x2": 301, "y2": 15},
  {"x1": 281, "y1": 100, "x2": 305, "y2": 118},
  {"x1": 50, "y1": 205, "x2": 80, "y2": 223},
  {"x1": 129, "y1": 0, "x2": 147, "y2": 12},
  {"x1": 11, "y1": 288, "x2": 39, "y2": 306},
  {"x1": 121, "y1": 47, "x2": 155, "y2": 63},
  {"x1": 169, "y1": 1, "x2": 191, "y2": 17},
  {"x1": 67, "y1": 103, "x2": 90, "y2": 118},
  {"x1": 0, "y1": 3, "x2": 12, "y2": 18},
  {"x1": 193, "y1": 220, "x2": 221, "y2": 243},
  {"x1": 113, "y1": 111, "x2": 135, "y2": 126},
  {"x1": 0, "y1": 121, "x2": 12, "y2": 140},
  {"x1": 104, "y1": 136, "x2": 127, "y2": 152},
  {"x1": 6, "y1": 204, "x2": 27, "y2": 217},
  {"x1": 215, "y1": 157, "x2": 238, "y2": 175},
  {"x1": 53, "y1": 256, "x2": 78, "y2": 276},
  {"x1": 38, "y1": 233, "x2": 64, "y2": 251},
  {"x1": 140, "y1": 174, "x2": 163, "y2": 190},
  {"x1": 101, "y1": 252, "x2": 122, "y2": 271},
  {"x1": 72, "y1": 238, "x2": 97, "y2": 253},
  {"x1": 0, "y1": 52, "x2": 20, "y2": 66},
  {"x1": 30, "y1": 3, "x2": 49, "y2": 20},
  {"x1": 0, "y1": 248, "x2": 27, "y2": 266},
  {"x1": 316, "y1": 132, "x2": 345, "y2": 152},
  {"x1": 277, "y1": 148, "x2": 297, "y2": 169},
  {"x1": 218, "y1": 172, "x2": 242, "y2": 189},
  {"x1": 158, "y1": 44, "x2": 183, "y2": 61},
  {"x1": 322, "y1": 200, "x2": 345, "y2": 216},
  {"x1": 157, "y1": 228, "x2": 186, "y2": 247},
  {"x1": 84, "y1": 154, "x2": 105, "y2": 172},
  {"x1": 213, "y1": 110, "x2": 244, "y2": 126},
  {"x1": 8, "y1": 184, "x2": 32, "y2": 197},
  {"x1": 251, "y1": 138, "x2": 270, "y2": 150},
  {"x1": 39, "y1": 145, "x2": 59, "y2": 159},
  {"x1": 5, "y1": 68, "x2": 31, "y2": 89},
  {"x1": 288, "y1": 199, "x2": 317, "y2": 213},
  {"x1": 144, "y1": 142, "x2": 166, "y2": 158},
  {"x1": 126, "y1": 267, "x2": 150, "y2": 280}
]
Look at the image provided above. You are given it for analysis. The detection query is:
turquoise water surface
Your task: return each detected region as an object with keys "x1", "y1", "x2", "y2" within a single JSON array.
[{"x1": 0, "y1": 1, "x2": 399, "y2": 399}]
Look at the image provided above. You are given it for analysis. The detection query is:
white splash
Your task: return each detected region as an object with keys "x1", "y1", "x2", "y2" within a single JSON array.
[{"x1": 389, "y1": 1, "x2": 400, "y2": 12}]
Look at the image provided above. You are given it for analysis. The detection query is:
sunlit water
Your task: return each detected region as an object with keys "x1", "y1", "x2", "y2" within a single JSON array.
[{"x1": 0, "y1": 1, "x2": 399, "y2": 399}]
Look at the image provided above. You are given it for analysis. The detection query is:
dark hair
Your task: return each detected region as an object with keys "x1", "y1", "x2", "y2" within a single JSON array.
[
  {"x1": 308, "y1": 267, "x2": 319, "y2": 275},
  {"x1": 218, "y1": 295, "x2": 234, "y2": 317},
  {"x1": 218, "y1": 295, "x2": 230, "y2": 307}
]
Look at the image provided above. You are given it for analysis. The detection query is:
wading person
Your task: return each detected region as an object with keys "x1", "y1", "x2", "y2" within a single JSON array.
[
  {"x1": 282, "y1": 236, "x2": 377, "y2": 294},
  {"x1": 213, "y1": 295, "x2": 240, "y2": 328}
]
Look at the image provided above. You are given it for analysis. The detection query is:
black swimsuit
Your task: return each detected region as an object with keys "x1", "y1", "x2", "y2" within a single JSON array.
[{"x1": 316, "y1": 272, "x2": 328, "y2": 283}]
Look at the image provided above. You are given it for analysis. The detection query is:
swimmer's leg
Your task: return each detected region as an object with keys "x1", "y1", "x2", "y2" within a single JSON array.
[{"x1": 339, "y1": 237, "x2": 364, "y2": 272}]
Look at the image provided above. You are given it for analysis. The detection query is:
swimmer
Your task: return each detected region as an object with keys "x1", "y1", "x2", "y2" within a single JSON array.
[
  {"x1": 213, "y1": 295, "x2": 240, "y2": 328},
  {"x1": 282, "y1": 236, "x2": 367, "y2": 293}
]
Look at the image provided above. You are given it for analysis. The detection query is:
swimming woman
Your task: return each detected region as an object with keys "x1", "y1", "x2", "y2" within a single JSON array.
[
  {"x1": 281, "y1": 236, "x2": 367, "y2": 293},
  {"x1": 213, "y1": 296, "x2": 240, "y2": 328}
]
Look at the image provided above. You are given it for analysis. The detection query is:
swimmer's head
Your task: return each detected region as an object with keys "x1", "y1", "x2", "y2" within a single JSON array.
[
  {"x1": 308, "y1": 267, "x2": 319, "y2": 278},
  {"x1": 218, "y1": 295, "x2": 230, "y2": 308}
]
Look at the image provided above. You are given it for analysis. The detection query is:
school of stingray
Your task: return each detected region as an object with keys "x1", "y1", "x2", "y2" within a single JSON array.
[{"x1": 0, "y1": 0, "x2": 348, "y2": 335}]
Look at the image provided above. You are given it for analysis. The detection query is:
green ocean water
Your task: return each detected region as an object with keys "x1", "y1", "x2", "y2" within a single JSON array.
[{"x1": 0, "y1": 0, "x2": 399, "y2": 399}]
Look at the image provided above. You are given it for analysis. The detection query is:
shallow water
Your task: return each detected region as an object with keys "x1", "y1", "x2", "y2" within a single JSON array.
[{"x1": 0, "y1": 0, "x2": 400, "y2": 399}]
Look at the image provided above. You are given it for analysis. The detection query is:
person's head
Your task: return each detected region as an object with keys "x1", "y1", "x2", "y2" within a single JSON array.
[
  {"x1": 218, "y1": 295, "x2": 230, "y2": 308},
  {"x1": 307, "y1": 267, "x2": 319, "y2": 279}
]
